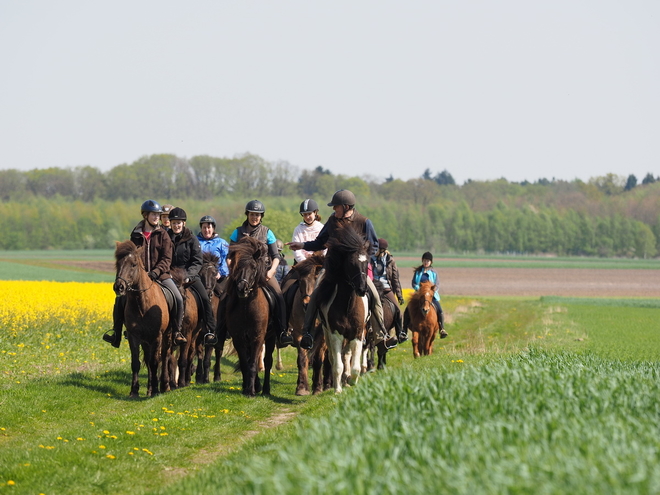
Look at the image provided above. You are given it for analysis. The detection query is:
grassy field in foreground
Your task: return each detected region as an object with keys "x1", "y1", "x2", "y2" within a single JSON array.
[{"x1": 1, "y1": 277, "x2": 659, "y2": 493}]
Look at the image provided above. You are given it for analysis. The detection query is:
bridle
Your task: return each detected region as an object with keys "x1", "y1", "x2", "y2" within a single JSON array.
[{"x1": 115, "y1": 274, "x2": 153, "y2": 293}]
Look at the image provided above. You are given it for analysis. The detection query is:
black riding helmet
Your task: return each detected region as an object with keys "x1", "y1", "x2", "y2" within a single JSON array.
[
  {"x1": 141, "y1": 199, "x2": 163, "y2": 215},
  {"x1": 327, "y1": 189, "x2": 356, "y2": 207},
  {"x1": 168, "y1": 207, "x2": 187, "y2": 221},
  {"x1": 299, "y1": 199, "x2": 319, "y2": 214},
  {"x1": 245, "y1": 199, "x2": 266, "y2": 217},
  {"x1": 199, "y1": 215, "x2": 216, "y2": 228}
]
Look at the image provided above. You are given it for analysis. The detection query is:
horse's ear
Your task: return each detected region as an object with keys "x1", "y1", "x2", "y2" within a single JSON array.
[{"x1": 431, "y1": 285, "x2": 436, "y2": 292}]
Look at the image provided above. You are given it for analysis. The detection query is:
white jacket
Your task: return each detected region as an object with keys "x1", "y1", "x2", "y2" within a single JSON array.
[{"x1": 292, "y1": 220, "x2": 326, "y2": 263}]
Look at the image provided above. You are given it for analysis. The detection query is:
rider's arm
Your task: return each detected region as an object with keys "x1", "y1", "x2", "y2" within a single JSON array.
[
  {"x1": 301, "y1": 222, "x2": 329, "y2": 252},
  {"x1": 187, "y1": 236, "x2": 203, "y2": 280},
  {"x1": 364, "y1": 219, "x2": 379, "y2": 257}
]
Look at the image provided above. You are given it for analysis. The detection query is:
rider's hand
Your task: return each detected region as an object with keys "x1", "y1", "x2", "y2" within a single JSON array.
[
  {"x1": 398, "y1": 297, "x2": 405, "y2": 305},
  {"x1": 286, "y1": 242, "x2": 303, "y2": 251},
  {"x1": 148, "y1": 271, "x2": 158, "y2": 281}
]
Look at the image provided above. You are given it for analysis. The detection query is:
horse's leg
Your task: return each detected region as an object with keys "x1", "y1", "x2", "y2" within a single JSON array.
[
  {"x1": 412, "y1": 329, "x2": 421, "y2": 358},
  {"x1": 348, "y1": 338, "x2": 363, "y2": 386},
  {"x1": 276, "y1": 346, "x2": 284, "y2": 371},
  {"x1": 178, "y1": 341, "x2": 189, "y2": 388},
  {"x1": 159, "y1": 338, "x2": 172, "y2": 394},
  {"x1": 377, "y1": 342, "x2": 387, "y2": 370},
  {"x1": 296, "y1": 347, "x2": 310, "y2": 396},
  {"x1": 143, "y1": 342, "x2": 156, "y2": 397},
  {"x1": 253, "y1": 340, "x2": 264, "y2": 395},
  {"x1": 129, "y1": 338, "x2": 141, "y2": 398},
  {"x1": 326, "y1": 330, "x2": 344, "y2": 394},
  {"x1": 262, "y1": 335, "x2": 275, "y2": 396}
]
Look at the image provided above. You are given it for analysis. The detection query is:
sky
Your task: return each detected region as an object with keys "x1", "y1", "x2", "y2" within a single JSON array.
[{"x1": 1, "y1": 1, "x2": 658, "y2": 185}]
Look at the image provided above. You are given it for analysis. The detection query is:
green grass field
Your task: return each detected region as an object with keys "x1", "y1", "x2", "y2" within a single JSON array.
[{"x1": 1, "y1": 257, "x2": 659, "y2": 494}]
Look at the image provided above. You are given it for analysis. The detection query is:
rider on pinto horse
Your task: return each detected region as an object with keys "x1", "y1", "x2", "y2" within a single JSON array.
[
  {"x1": 103, "y1": 200, "x2": 186, "y2": 348},
  {"x1": 287, "y1": 189, "x2": 392, "y2": 350}
]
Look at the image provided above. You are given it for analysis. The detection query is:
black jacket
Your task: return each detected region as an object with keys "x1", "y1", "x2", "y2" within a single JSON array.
[{"x1": 169, "y1": 227, "x2": 203, "y2": 281}]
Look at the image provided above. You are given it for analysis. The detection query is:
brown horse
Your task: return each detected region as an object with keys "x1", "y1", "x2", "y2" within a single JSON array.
[
  {"x1": 224, "y1": 237, "x2": 275, "y2": 397},
  {"x1": 113, "y1": 240, "x2": 173, "y2": 397},
  {"x1": 170, "y1": 268, "x2": 204, "y2": 388},
  {"x1": 315, "y1": 225, "x2": 370, "y2": 393},
  {"x1": 406, "y1": 281, "x2": 439, "y2": 357},
  {"x1": 282, "y1": 253, "x2": 325, "y2": 395},
  {"x1": 195, "y1": 252, "x2": 222, "y2": 384}
]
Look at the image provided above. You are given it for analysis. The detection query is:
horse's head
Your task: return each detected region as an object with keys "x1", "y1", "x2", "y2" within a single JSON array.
[
  {"x1": 228, "y1": 237, "x2": 267, "y2": 299},
  {"x1": 114, "y1": 240, "x2": 146, "y2": 296},
  {"x1": 417, "y1": 281, "x2": 436, "y2": 316},
  {"x1": 293, "y1": 253, "x2": 325, "y2": 308},
  {"x1": 326, "y1": 226, "x2": 370, "y2": 297},
  {"x1": 199, "y1": 252, "x2": 220, "y2": 299}
]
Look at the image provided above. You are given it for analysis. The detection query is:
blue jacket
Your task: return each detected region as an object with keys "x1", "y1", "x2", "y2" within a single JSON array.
[
  {"x1": 411, "y1": 267, "x2": 440, "y2": 301},
  {"x1": 197, "y1": 233, "x2": 229, "y2": 277}
]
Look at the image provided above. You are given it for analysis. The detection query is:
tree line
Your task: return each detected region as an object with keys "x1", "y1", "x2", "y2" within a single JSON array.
[{"x1": 0, "y1": 153, "x2": 658, "y2": 257}]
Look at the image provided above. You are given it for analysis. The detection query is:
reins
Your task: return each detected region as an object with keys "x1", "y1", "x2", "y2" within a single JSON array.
[{"x1": 115, "y1": 275, "x2": 154, "y2": 293}]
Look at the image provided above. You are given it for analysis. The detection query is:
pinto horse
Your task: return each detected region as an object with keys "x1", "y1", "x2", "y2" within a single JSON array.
[
  {"x1": 315, "y1": 225, "x2": 370, "y2": 394},
  {"x1": 113, "y1": 240, "x2": 173, "y2": 397},
  {"x1": 406, "y1": 281, "x2": 439, "y2": 357},
  {"x1": 282, "y1": 253, "x2": 325, "y2": 395},
  {"x1": 224, "y1": 237, "x2": 275, "y2": 396}
]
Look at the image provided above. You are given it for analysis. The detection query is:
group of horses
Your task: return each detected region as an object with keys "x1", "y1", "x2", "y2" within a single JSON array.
[{"x1": 112, "y1": 226, "x2": 441, "y2": 398}]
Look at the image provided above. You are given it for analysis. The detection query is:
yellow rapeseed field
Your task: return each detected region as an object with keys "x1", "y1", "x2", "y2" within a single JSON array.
[{"x1": 0, "y1": 281, "x2": 116, "y2": 380}]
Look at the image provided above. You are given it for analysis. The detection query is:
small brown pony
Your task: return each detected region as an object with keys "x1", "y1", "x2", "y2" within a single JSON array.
[
  {"x1": 113, "y1": 240, "x2": 174, "y2": 397},
  {"x1": 364, "y1": 280, "x2": 397, "y2": 371},
  {"x1": 224, "y1": 237, "x2": 275, "y2": 397},
  {"x1": 281, "y1": 253, "x2": 325, "y2": 395},
  {"x1": 406, "y1": 280, "x2": 439, "y2": 357},
  {"x1": 195, "y1": 252, "x2": 222, "y2": 384}
]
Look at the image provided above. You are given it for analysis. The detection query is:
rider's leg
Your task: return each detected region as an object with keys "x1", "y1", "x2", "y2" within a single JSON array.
[
  {"x1": 191, "y1": 278, "x2": 217, "y2": 345},
  {"x1": 385, "y1": 290, "x2": 406, "y2": 342},
  {"x1": 266, "y1": 277, "x2": 293, "y2": 347},
  {"x1": 433, "y1": 299, "x2": 448, "y2": 338},
  {"x1": 103, "y1": 295, "x2": 125, "y2": 348},
  {"x1": 366, "y1": 277, "x2": 391, "y2": 345},
  {"x1": 161, "y1": 278, "x2": 187, "y2": 345}
]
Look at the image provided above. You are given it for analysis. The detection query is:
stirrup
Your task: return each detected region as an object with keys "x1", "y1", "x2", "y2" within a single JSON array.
[
  {"x1": 384, "y1": 335, "x2": 398, "y2": 350},
  {"x1": 203, "y1": 332, "x2": 218, "y2": 346},
  {"x1": 103, "y1": 331, "x2": 121, "y2": 348},
  {"x1": 397, "y1": 332, "x2": 408, "y2": 344},
  {"x1": 174, "y1": 332, "x2": 187, "y2": 345},
  {"x1": 300, "y1": 332, "x2": 313, "y2": 350},
  {"x1": 279, "y1": 332, "x2": 294, "y2": 347}
]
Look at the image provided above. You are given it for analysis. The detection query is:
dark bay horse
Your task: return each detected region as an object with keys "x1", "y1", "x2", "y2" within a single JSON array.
[
  {"x1": 224, "y1": 237, "x2": 275, "y2": 396},
  {"x1": 113, "y1": 240, "x2": 173, "y2": 397},
  {"x1": 282, "y1": 253, "x2": 325, "y2": 395},
  {"x1": 195, "y1": 252, "x2": 222, "y2": 384},
  {"x1": 315, "y1": 226, "x2": 370, "y2": 393},
  {"x1": 406, "y1": 281, "x2": 439, "y2": 357}
]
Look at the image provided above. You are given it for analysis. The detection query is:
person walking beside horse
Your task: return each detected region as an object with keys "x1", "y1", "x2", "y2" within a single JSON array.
[
  {"x1": 103, "y1": 199, "x2": 186, "y2": 348},
  {"x1": 287, "y1": 189, "x2": 391, "y2": 350}
]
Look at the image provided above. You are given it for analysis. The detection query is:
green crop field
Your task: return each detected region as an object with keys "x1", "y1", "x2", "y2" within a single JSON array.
[{"x1": 0, "y1": 260, "x2": 659, "y2": 494}]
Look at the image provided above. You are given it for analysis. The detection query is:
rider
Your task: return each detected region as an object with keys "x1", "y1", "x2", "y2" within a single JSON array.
[
  {"x1": 408, "y1": 251, "x2": 447, "y2": 338},
  {"x1": 274, "y1": 240, "x2": 291, "y2": 284},
  {"x1": 196, "y1": 215, "x2": 230, "y2": 283},
  {"x1": 229, "y1": 200, "x2": 293, "y2": 347},
  {"x1": 168, "y1": 207, "x2": 218, "y2": 346},
  {"x1": 103, "y1": 200, "x2": 186, "y2": 348},
  {"x1": 287, "y1": 189, "x2": 390, "y2": 350},
  {"x1": 370, "y1": 238, "x2": 407, "y2": 342},
  {"x1": 291, "y1": 199, "x2": 325, "y2": 264},
  {"x1": 160, "y1": 204, "x2": 174, "y2": 230}
]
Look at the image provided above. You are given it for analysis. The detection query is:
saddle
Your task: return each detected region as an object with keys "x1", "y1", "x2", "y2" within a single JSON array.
[{"x1": 157, "y1": 281, "x2": 177, "y2": 316}]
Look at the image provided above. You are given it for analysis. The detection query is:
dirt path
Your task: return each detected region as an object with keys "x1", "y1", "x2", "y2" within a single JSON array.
[{"x1": 398, "y1": 267, "x2": 660, "y2": 297}]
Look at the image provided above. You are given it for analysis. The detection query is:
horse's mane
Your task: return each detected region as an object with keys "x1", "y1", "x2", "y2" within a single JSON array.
[
  {"x1": 202, "y1": 251, "x2": 220, "y2": 267},
  {"x1": 228, "y1": 237, "x2": 268, "y2": 284},
  {"x1": 372, "y1": 278, "x2": 386, "y2": 298},
  {"x1": 410, "y1": 281, "x2": 434, "y2": 304},
  {"x1": 170, "y1": 266, "x2": 186, "y2": 288},
  {"x1": 115, "y1": 240, "x2": 144, "y2": 271},
  {"x1": 292, "y1": 253, "x2": 325, "y2": 278},
  {"x1": 316, "y1": 225, "x2": 370, "y2": 301}
]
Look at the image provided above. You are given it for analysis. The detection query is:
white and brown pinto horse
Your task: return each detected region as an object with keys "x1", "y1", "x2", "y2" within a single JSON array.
[{"x1": 315, "y1": 226, "x2": 370, "y2": 393}]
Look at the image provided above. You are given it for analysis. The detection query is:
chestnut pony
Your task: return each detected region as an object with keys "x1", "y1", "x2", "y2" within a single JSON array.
[
  {"x1": 406, "y1": 280, "x2": 439, "y2": 357},
  {"x1": 315, "y1": 225, "x2": 370, "y2": 393},
  {"x1": 113, "y1": 240, "x2": 173, "y2": 397},
  {"x1": 223, "y1": 237, "x2": 275, "y2": 397}
]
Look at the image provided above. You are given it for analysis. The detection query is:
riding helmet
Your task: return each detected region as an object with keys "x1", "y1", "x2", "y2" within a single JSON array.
[
  {"x1": 141, "y1": 199, "x2": 163, "y2": 214},
  {"x1": 199, "y1": 215, "x2": 216, "y2": 228},
  {"x1": 168, "y1": 207, "x2": 187, "y2": 221},
  {"x1": 327, "y1": 189, "x2": 356, "y2": 207},
  {"x1": 275, "y1": 239, "x2": 284, "y2": 252},
  {"x1": 245, "y1": 199, "x2": 266, "y2": 216},
  {"x1": 161, "y1": 204, "x2": 174, "y2": 216},
  {"x1": 378, "y1": 238, "x2": 389, "y2": 250},
  {"x1": 299, "y1": 199, "x2": 319, "y2": 214},
  {"x1": 422, "y1": 251, "x2": 433, "y2": 262}
]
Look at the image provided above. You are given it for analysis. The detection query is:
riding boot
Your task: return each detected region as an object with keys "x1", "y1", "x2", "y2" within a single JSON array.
[
  {"x1": 402, "y1": 307, "x2": 410, "y2": 337},
  {"x1": 194, "y1": 278, "x2": 217, "y2": 346},
  {"x1": 394, "y1": 308, "x2": 407, "y2": 343},
  {"x1": 299, "y1": 289, "x2": 320, "y2": 350},
  {"x1": 434, "y1": 299, "x2": 448, "y2": 338},
  {"x1": 367, "y1": 278, "x2": 395, "y2": 348},
  {"x1": 103, "y1": 296, "x2": 125, "y2": 348},
  {"x1": 275, "y1": 290, "x2": 293, "y2": 347}
]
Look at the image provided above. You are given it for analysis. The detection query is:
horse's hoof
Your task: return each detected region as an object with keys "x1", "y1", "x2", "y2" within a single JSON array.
[{"x1": 295, "y1": 388, "x2": 310, "y2": 396}]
